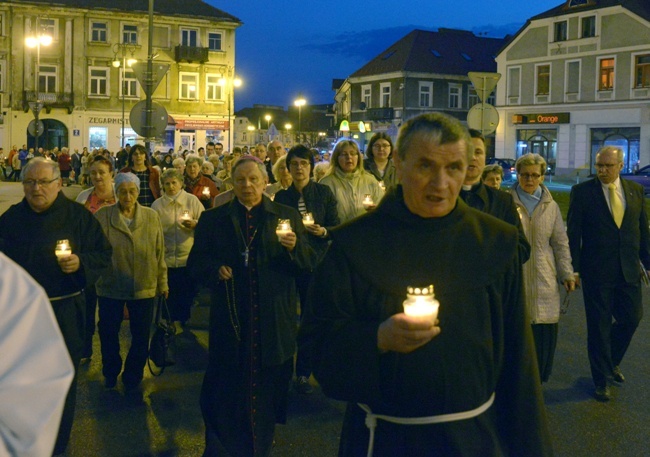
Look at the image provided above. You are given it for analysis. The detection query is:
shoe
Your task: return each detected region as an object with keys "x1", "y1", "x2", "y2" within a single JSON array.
[
  {"x1": 613, "y1": 366, "x2": 625, "y2": 383},
  {"x1": 104, "y1": 377, "x2": 117, "y2": 389},
  {"x1": 594, "y1": 385, "x2": 611, "y2": 402},
  {"x1": 294, "y1": 376, "x2": 314, "y2": 394}
]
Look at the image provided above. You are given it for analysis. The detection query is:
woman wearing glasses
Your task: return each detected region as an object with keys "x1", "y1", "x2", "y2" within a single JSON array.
[
  {"x1": 363, "y1": 132, "x2": 398, "y2": 191},
  {"x1": 320, "y1": 140, "x2": 383, "y2": 224},
  {"x1": 511, "y1": 153, "x2": 575, "y2": 383}
]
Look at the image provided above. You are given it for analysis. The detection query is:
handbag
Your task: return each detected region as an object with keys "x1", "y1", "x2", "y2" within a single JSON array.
[{"x1": 148, "y1": 295, "x2": 176, "y2": 375}]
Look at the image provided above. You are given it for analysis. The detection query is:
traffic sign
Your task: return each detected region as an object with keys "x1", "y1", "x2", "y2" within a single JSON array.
[
  {"x1": 29, "y1": 101, "x2": 44, "y2": 118},
  {"x1": 467, "y1": 103, "x2": 499, "y2": 136},
  {"x1": 27, "y1": 119, "x2": 44, "y2": 137},
  {"x1": 132, "y1": 62, "x2": 169, "y2": 97},
  {"x1": 468, "y1": 72, "x2": 501, "y2": 103},
  {"x1": 129, "y1": 101, "x2": 168, "y2": 138}
]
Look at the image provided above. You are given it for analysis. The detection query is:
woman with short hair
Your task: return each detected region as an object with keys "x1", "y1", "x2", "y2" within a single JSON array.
[
  {"x1": 184, "y1": 155, "x2": 219, "y2": 209},
  {"x1": 118, "y1": 144, "x2": 161, "y2": 207}
]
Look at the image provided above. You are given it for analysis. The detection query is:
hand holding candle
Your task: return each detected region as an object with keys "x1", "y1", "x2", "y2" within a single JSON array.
[
  {"x1": 403, "y1": 285, "x2": 439, "y2": 324},
  {"x1": 275, "y1": 219, "x2": 296, "y2": 251},
  {"x1": 302, "y1": 212, "x2": 315, "y2": 226},
  {"x1": 362, "y1": 194, "x2": 375, "y2": 210},
  {"x1": 201, "y1": 186, "x2": 211, "y2": 199},
  {"x1": 55, "y1": 239, "x2": 81, "y2": 273},
  {"x1": 55, "y1": 239, "x2": 72, "y2": 259}
]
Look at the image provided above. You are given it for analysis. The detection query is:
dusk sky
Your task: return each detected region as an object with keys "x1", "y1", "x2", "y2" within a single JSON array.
[{"x1": 206, "y1": 0, "x2": 563, "y2": 110}]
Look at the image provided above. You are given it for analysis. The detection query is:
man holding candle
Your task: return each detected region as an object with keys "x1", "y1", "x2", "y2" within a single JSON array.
[
  {"x1": 0, "y1": 157, "x2": 112, "y2": 455},
  {"x1": 300, "y1": 113, "x2": 552, "y2": 456},
  {"x1": 187, "y1": 155, "x2": 315, "y2": 457}
]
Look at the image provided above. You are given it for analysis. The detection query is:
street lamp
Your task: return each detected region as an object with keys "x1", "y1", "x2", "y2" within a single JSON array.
[
  {"x1": 112, "y1": 43, "x2": 137, "y2": 149},
  {"x1": 294, "y1": 95, "x2": 306, "y2": 144},
  {"x1": 219, "y1": 74, "x2": 242, "y2": 152},
  {"x1": 265, "y1": 114, "x2": 271, "y2": 129},
  {"x1": 284, "y1": 123, "x2": 292, "y2": 146},
  {"x1": 25, "y1": 25, "x2": 52, "y2": 151},
  {"x1": 247, "y1": 125, "x2": 255, "y2": 148}
]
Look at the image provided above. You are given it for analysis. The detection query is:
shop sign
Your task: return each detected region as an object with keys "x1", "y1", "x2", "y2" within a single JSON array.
[
  {"x1": 512, "y1": 113, "x2": 570, "y2": 125},
  {"x1": 175, "y1": 119, "x2": 229, "y2": 130},
  {"x1": 88, "y1": 117, "x2": 127, "y2": 125}
]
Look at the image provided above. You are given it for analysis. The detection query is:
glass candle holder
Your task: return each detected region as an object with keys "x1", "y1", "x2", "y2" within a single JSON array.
[
  {"x1": 202, "y1": 186, "x2": 211, "y2": 197},
  {"x1": 403, "y1": 285, "x2": 439, "y2": 324},
  {"x1": 180, "y1": 210, "x2": 192, "y2": 222},
  {"x1": 55, "y1": 239, "x2": 72, "y2": 259},
  {"x1": 302, "y1": 212, "x2": 315, "y2": 226},
  {"x1": 275, "y1": 219, "x2": 292, "y2": 241},
  {"x1": 362, "y1": 194, "x2": 374, "y2": 209}
]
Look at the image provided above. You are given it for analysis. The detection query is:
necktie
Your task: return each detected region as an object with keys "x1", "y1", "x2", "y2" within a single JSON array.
[{"x1": 608, "y1": 183, "x2": 624, "y2": 228}]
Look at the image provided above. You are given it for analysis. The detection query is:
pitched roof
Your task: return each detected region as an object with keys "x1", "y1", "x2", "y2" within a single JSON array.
[
  {"x1": 350, "y1": 29, "x2": 506, "y2": 78},
  {"x1": 531, "y1": 0, "x2": 650, "y2": 23},
  {"x1": 7, "y1": 0, "x2": 241, "y2": 23}
]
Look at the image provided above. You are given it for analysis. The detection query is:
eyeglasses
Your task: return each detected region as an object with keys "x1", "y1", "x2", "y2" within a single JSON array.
[
  {"x1": 520, "y1": 173, "x2": 541, "y2": 180},
  {"x1": 23, "y1": 178, "x2": 59, "y2": 187},
  {"x1": 289, "y1": 160, "x2": 310, "y2": 169}
]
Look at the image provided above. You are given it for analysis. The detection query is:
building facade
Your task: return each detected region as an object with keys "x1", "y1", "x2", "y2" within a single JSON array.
[
  {"x1": 0, "y1": 0, "x2": 241, "y2": 153},
  {"x1": 334, "y1": 29, "x2": 504, "y2": 150},
  {"x1": 495, "y1": 0, "x2": 650, "y2": 176}
]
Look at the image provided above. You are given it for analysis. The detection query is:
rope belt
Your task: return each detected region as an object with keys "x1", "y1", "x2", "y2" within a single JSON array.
[
  {"x1": 358, "y1": 392, "x2": 495, "y2": 457},
  {"x1": 49, "y1": 291, "x2": 83, "y2": 302}
]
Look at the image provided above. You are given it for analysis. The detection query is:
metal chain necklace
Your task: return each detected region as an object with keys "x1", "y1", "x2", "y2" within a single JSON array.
[
  {"x1": 238, "y1": 225, "x2": 259, "y2": 268},
  {"x1": 224, "y1": 277, "x2": 241, "y2": 342}
]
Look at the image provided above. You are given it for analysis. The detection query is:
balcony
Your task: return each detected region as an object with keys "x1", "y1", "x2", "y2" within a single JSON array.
[
  {"x1": 23, "y1": 91, "x2": 74, "y2": 114},
  {"x1": 365, "y1": 107, "x2": 394, "y2": 121},
  {"x1": 174, "y1": 45, "x2": 209, "y2": 63}
]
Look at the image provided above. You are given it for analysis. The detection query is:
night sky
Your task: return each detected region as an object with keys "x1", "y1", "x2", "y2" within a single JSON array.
[{"x1": 206, "y1": 0, "x2": 563, "y2": 110}]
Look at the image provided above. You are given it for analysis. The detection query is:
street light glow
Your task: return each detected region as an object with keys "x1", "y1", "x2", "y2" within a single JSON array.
[{"x1": 294, "y1": 97, "x2": 306, "y2": 107}]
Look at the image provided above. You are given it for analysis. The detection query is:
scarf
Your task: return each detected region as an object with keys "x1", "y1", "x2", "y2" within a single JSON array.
[{"x1": 515, "y1": 184, "x2": 542, "y2": 216}]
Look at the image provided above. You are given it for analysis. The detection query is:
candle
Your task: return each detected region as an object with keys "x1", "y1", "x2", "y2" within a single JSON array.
[
  {"x1": 180, "y1": 210, "x2": 192, "y2": 222},
  {"x1": 378, "y1": 181, "x2": 386, "y2": 191},
  {"x1": 275, "y1": 219, "x2": 293, "y2": 241},
  {"x1": 202, "y1": 186, "x2": 211, "y2": 198},
  {"x1": 403, "y1": 285, "x2": 439, "y2": 324},
  {"x1": 55, "y1": 239, "x2": 72, "y2": 259},
  {"x1": 362, "y1": 194, "x2": 374, "y2": 210},
  {"x1": 302, "y1": 212, "x2": 315, "y2": 226}
]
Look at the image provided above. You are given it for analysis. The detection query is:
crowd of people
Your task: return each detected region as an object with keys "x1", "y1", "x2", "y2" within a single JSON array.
[{"x1": 1, "y1": 113, "x2": 648, "y2": 456}]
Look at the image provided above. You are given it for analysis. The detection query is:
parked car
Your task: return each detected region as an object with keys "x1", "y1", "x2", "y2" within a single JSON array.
[
  {"x1": 486, "y1": 158, "x2": 517, "y2": 182},
  {"x1": 621, "y1": 164, "x2": 650, "y2": 195}
]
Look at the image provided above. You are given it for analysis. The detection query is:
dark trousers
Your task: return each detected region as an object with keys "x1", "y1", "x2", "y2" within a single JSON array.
[
  {"x1": 83, "y1": 284, "x2": 97, "y2": 358},
  {"x1": 50, "y1": 292, "x2": 85, "y2": 455},
  {"x1": 98, "y1": 296, "x2": 154, "y2": 386},
  {"x1": 294, "y1": 272, "x2": 312, "y2": 378},
  {"x1": 582, "y1": 279, "x2": 643, "y2": 387},
  {"x1": 167, "y1": 267, "x2": 195, "y2": 323}
]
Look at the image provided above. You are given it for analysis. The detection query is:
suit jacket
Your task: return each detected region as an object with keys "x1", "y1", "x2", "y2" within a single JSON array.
[
  {"x1": 567, "y1": 177, "x2": 650, "y2": 284},
  {"x1": 460, "y1": 182, "x2": 531, "y2": 263}
]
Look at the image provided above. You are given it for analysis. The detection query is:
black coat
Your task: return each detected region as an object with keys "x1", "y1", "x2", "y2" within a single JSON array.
[
  {"x1": 567, "y1": 177, "x2": 650, "y2": 283},
  {"x1": 274, "y1": 180, "x2": 340, "y2": 259},
  {"x1": 187, "y1": 196, "x2": 316, "y2": 367}
]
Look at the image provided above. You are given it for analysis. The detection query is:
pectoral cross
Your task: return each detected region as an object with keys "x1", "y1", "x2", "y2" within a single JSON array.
[{"x1": 242, "y1": 248, "x2": 249, "y2": 267}]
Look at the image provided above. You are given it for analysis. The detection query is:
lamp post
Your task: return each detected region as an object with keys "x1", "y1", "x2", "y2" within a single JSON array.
[
  {"x1": 25, "y1": 23, "x2": 52, "y2": 151},
  {"x1": 294, "y1": 95, "x2": 306, "y2": 144},
  {"x1": 247, "y1": 125, "x2": 255, "y2": 149},
  {"x1": 112, "y1": 43, "x2": 137, "y2": 149},
  {"x1": 219, "y1": 74, "x2": 242, "y2": 152},
  {"x1": 284, "y1": 123, "x2": 292, "y2": 146}
]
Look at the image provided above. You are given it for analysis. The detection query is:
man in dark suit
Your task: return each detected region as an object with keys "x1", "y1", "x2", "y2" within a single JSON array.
[
  {"x1": 567, "y1": 145, "x2": 650, "y2": 401},
  {"x1": 460, "y1": 129, "x2": 530, "y2": 262}
]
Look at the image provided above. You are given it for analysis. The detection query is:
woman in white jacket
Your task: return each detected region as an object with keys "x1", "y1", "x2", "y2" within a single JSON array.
[
  {"x1": 151, "y1": 168, "x2": 204, "y2": 331},
  {"x1": 511, "y1": 153, "x2": 576, "y2": 383}
]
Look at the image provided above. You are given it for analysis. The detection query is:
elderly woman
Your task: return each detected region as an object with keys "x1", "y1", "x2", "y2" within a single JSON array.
[
  {"x1": 152, "y1": 168, "x2": 204, "y2": 331},
  {"x1": 266, "y1": 155, "x2": 292, "y2": 197},
  {"x1": 274, "y1": 145, "x2": 339, "y2": 394},
  {"x1": 119, "y1": 144, "x2": 161, "y2": 207},
  {"x1": 364, "y1": 132, "x2": 398, "y2": 190},
  {"x1": 172, "y1": 157, "x2": 186, "y2": 175},
  {"x1": 95, "y1": 172, "x2": 168, "y2": 390},
  {"x1": 320, "y1": 139, "x2": 384, "y2": 223},
  {"x1": 510, "y1": 153, "x2": 575, "y2": 383},
  {"x1": 185, "y1": 155, "x2": 219, "y2": 209},
  {"x1": 76, "y1": 155, "x2": 117, "y2": 361},
  {"x1": 482, "y1": 164, "x2": 504, "y2": 190}
]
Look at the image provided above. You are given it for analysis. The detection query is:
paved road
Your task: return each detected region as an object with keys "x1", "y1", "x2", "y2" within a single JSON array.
[{"x1": 1, "y1": 181, "x2": 649, "y2": 456}]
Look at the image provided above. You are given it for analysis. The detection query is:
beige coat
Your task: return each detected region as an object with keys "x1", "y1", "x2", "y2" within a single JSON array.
[{"x1": 511, "y1": 183, "x2": 574, "y2": 324}]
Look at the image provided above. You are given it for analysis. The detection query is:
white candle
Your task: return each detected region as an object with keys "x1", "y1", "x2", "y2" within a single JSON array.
[
  {"x1": 275, "y1": 219, "x2": 293, "y2": 241},
  {"x1": 180, "y1": 210, "x2": 192, "y2": 222},
  {"x1": 362, "y1": 194, "x2": 374, "y2": 210},
  {"x1": 55, "y1": 239, "x2": 72, "y2": 259},
  {"x1": 403, "y1": 285, "x2": 439, "y2": 324},
  {"x1": 202, "y1": 186, "x2": 210, "y2": 197},
  {"x1": 302, "y1": 212, "x2": 315, "y2": 226}
]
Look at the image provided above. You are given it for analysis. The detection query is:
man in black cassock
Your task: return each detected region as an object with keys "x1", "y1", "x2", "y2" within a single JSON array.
[
  {"x1": 300, "y1": 113, "x2": 553, "y2": 456},
  {"x1": 187, "y1": 156, "x2": 315, "y2": 457},
  {"x1": 460, "y1": 128, "x2": 530, "y2": 262}
]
